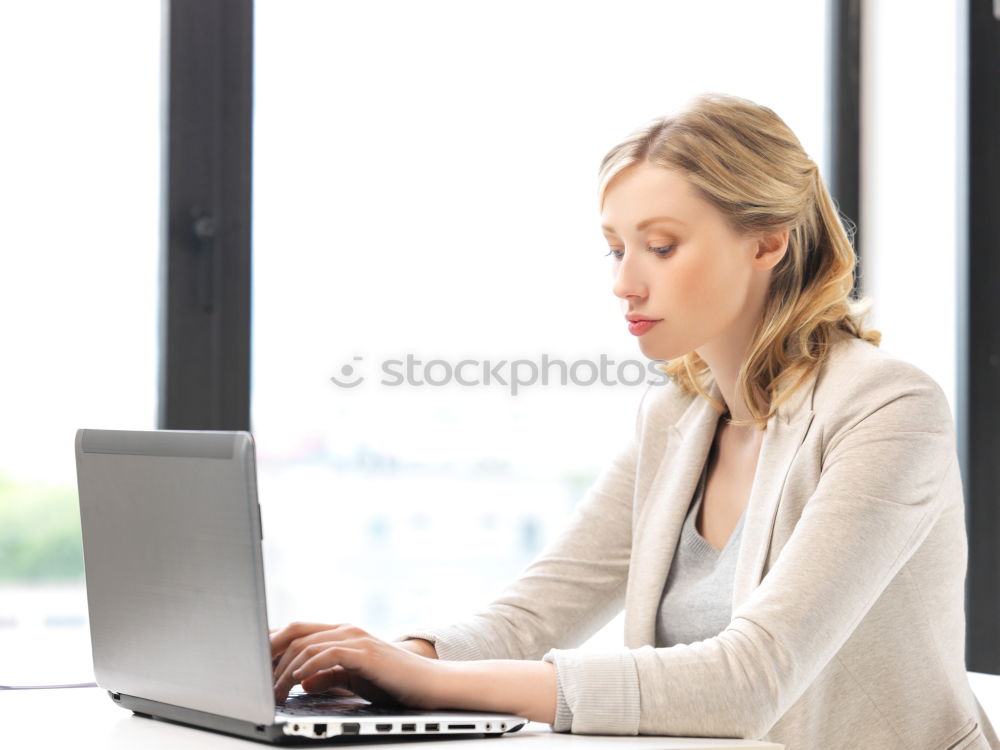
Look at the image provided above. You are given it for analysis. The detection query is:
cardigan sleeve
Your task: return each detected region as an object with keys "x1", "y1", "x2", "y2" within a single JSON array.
[
  {"x1": 390, "y1": 384, "x2": 652, "y2": 665},
  {"x1": 541, "y1": 646, "x2": 642, "y2": 733},
  {"x1": 535, "y1": 361, "x2": 957, "y2": 738},
  {"x1": 550, "y1": 663, "x2": 575, "y2": 732}
]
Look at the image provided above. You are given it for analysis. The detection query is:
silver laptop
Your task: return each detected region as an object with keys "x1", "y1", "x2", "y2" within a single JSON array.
[{"x1": 74, "y1": 427, "x2": 529, "y2": 743}]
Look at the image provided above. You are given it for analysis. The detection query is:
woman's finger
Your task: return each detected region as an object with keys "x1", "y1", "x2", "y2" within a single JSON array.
[
  {"x1": 300, "y1": 678, "x2": 348, "y2": 694},
  {"x1": 300, "y1": 665, "x2": 399, "y2": 706},
  {"x1": 275, "y1": 644, "x2": 365, "y2": 703},
  {"x1": 287, "y1": 646, "x2": 400, "y2": 707},
  {"x1": 293, "y1": 645, "x2": 363, "y2": 685},
  {"x1": 270, "y1": 621, "x2": 347, "y2": 659},
  {"x1": 272, "y1": 624, "x2": 373, "y2": 683},
  {"x1": 300, "y1": 666, "x2": 354, "y2": 694},
  {"x1": 275, "y1": 640, "x2": 350, "y2": 698},
  {"x1": 272, "y1": 627, "x2": 348, "y2": 683}
]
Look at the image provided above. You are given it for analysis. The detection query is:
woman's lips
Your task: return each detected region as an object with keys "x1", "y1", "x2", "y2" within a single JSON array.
[{"x1": 627, "y1": 320, "x2": 660, "y2": 336}]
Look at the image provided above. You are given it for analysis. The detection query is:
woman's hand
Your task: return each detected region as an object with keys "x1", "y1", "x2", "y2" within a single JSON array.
[{"x1": 269, "y1": 621, "x2": 446, "y2": 708}]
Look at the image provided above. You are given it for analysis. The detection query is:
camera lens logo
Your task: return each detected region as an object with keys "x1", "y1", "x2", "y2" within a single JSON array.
[{"x1": 329, "y1": 356, "x2": 365, "y2": 388}]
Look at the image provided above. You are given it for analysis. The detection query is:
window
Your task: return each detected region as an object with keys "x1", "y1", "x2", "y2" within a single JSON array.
[
  {"x1": 252, "y1": 0, "x2": 828, "y2": 647},
  {"x1": 0, "y1": 1, "x2": 160, "y2": 684}
]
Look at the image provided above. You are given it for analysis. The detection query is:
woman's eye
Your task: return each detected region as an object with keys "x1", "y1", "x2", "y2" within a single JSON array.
[{"x1": 604, "y1": 245, "x2": 676, "y2": 260}]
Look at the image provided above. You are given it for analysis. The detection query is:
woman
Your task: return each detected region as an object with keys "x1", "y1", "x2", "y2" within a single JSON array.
[{"x1": 270, "y1": 93, "x2": 997, "y2": 749}]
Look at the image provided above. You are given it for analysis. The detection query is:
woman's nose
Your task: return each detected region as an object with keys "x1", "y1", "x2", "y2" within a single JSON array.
[{"x1": 612, "y1": 251, "x2": 646, "y2": 301}]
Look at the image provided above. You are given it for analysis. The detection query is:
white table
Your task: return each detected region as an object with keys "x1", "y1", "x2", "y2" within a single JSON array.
[{"x1": 3, "y1": 686, "x2": 782, "y2": 749}]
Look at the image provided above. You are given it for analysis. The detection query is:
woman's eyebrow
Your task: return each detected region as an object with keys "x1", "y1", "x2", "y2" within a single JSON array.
[{"x1": 601, "y1": 215, "x2": 687, "y2": 233}]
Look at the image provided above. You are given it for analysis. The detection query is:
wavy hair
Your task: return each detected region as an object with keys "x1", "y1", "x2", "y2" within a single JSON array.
[{"x1": 598, "y1": 92, "x2": 881, "y2": 430}]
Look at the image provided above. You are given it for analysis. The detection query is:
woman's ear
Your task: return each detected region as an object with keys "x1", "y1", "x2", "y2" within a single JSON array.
[{"x1": 754, "y1": 227, "x2": 790, "y2": 270}]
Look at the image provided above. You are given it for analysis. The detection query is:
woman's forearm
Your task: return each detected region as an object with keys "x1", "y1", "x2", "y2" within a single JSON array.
[{"x1": 433, "y1": 658, "x2": 557, "y2": 725}]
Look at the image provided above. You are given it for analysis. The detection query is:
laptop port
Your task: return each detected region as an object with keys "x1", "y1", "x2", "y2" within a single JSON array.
[
  {"x1": 425, "y1": 723, "x2": 439, "y2": 732},
  {"x1": 449, "y1": 724, "x2": 476, "y2": 730},
  {"x1": 341, "y1": 723, "x2": 360, "y2": 735},
  {"x1": 401, "y1": 723, "x2": 416, "y2": 731},
  {"x1": 375, "y1": 724, "x2": 392, "y2": 733},
  {"x1": 313, "y1": 724, "x2": 326, "y2": 736}
]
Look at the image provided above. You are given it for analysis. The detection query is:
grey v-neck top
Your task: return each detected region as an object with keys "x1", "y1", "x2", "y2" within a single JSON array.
[{"x1": 654, "y1": 450, "x2": 746, "y2": 648}]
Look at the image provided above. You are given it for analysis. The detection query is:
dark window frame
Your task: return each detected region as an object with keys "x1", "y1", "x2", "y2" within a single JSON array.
[
  {"x1": 827, "y1": 0, "x2": 862, "y2": 297},
  {"x1": 960, "y1": 0, "x2": 1000, "y2": 674},
  {"x1": 159, "y1": 0, "x2": 253, "y2": 432}
]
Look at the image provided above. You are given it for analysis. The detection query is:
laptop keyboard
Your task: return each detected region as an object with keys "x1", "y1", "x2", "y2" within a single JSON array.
[{"x1": 277, "y1": 692, "x2": 426, "y2": 717}]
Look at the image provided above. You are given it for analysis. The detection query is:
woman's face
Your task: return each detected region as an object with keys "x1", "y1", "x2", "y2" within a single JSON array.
[{"x1": 601, "y1": 161, "x2": 773, "y2": 363}]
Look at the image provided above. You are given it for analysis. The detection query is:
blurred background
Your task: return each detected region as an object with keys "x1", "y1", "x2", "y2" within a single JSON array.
[{"x1": 1, "y1": 0, "x2": 996, "y2": 700}]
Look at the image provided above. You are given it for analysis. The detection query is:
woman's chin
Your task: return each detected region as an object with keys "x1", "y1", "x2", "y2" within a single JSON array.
[{"x1": 637, "y1": 338, "x2": 673, "y2": 361}]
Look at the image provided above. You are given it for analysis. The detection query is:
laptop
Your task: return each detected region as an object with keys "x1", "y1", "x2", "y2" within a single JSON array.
[{"x1": 74, "y1": 427, "x2": 529, "y2": 743}]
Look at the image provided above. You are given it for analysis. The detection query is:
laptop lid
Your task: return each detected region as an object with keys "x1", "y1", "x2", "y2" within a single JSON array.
[{"x1": 75, "y1": 428, "x2": 275, "y2": 726}]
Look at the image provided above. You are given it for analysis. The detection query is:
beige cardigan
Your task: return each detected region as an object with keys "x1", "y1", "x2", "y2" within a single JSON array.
[{"x1": 394, "y1": 333, "x2": 999, "y2": 749}]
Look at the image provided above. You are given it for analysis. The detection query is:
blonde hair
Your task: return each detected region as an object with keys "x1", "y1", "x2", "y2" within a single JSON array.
[{"x1": 598, "y1": 92, "x2": 881, "y2": 431}]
